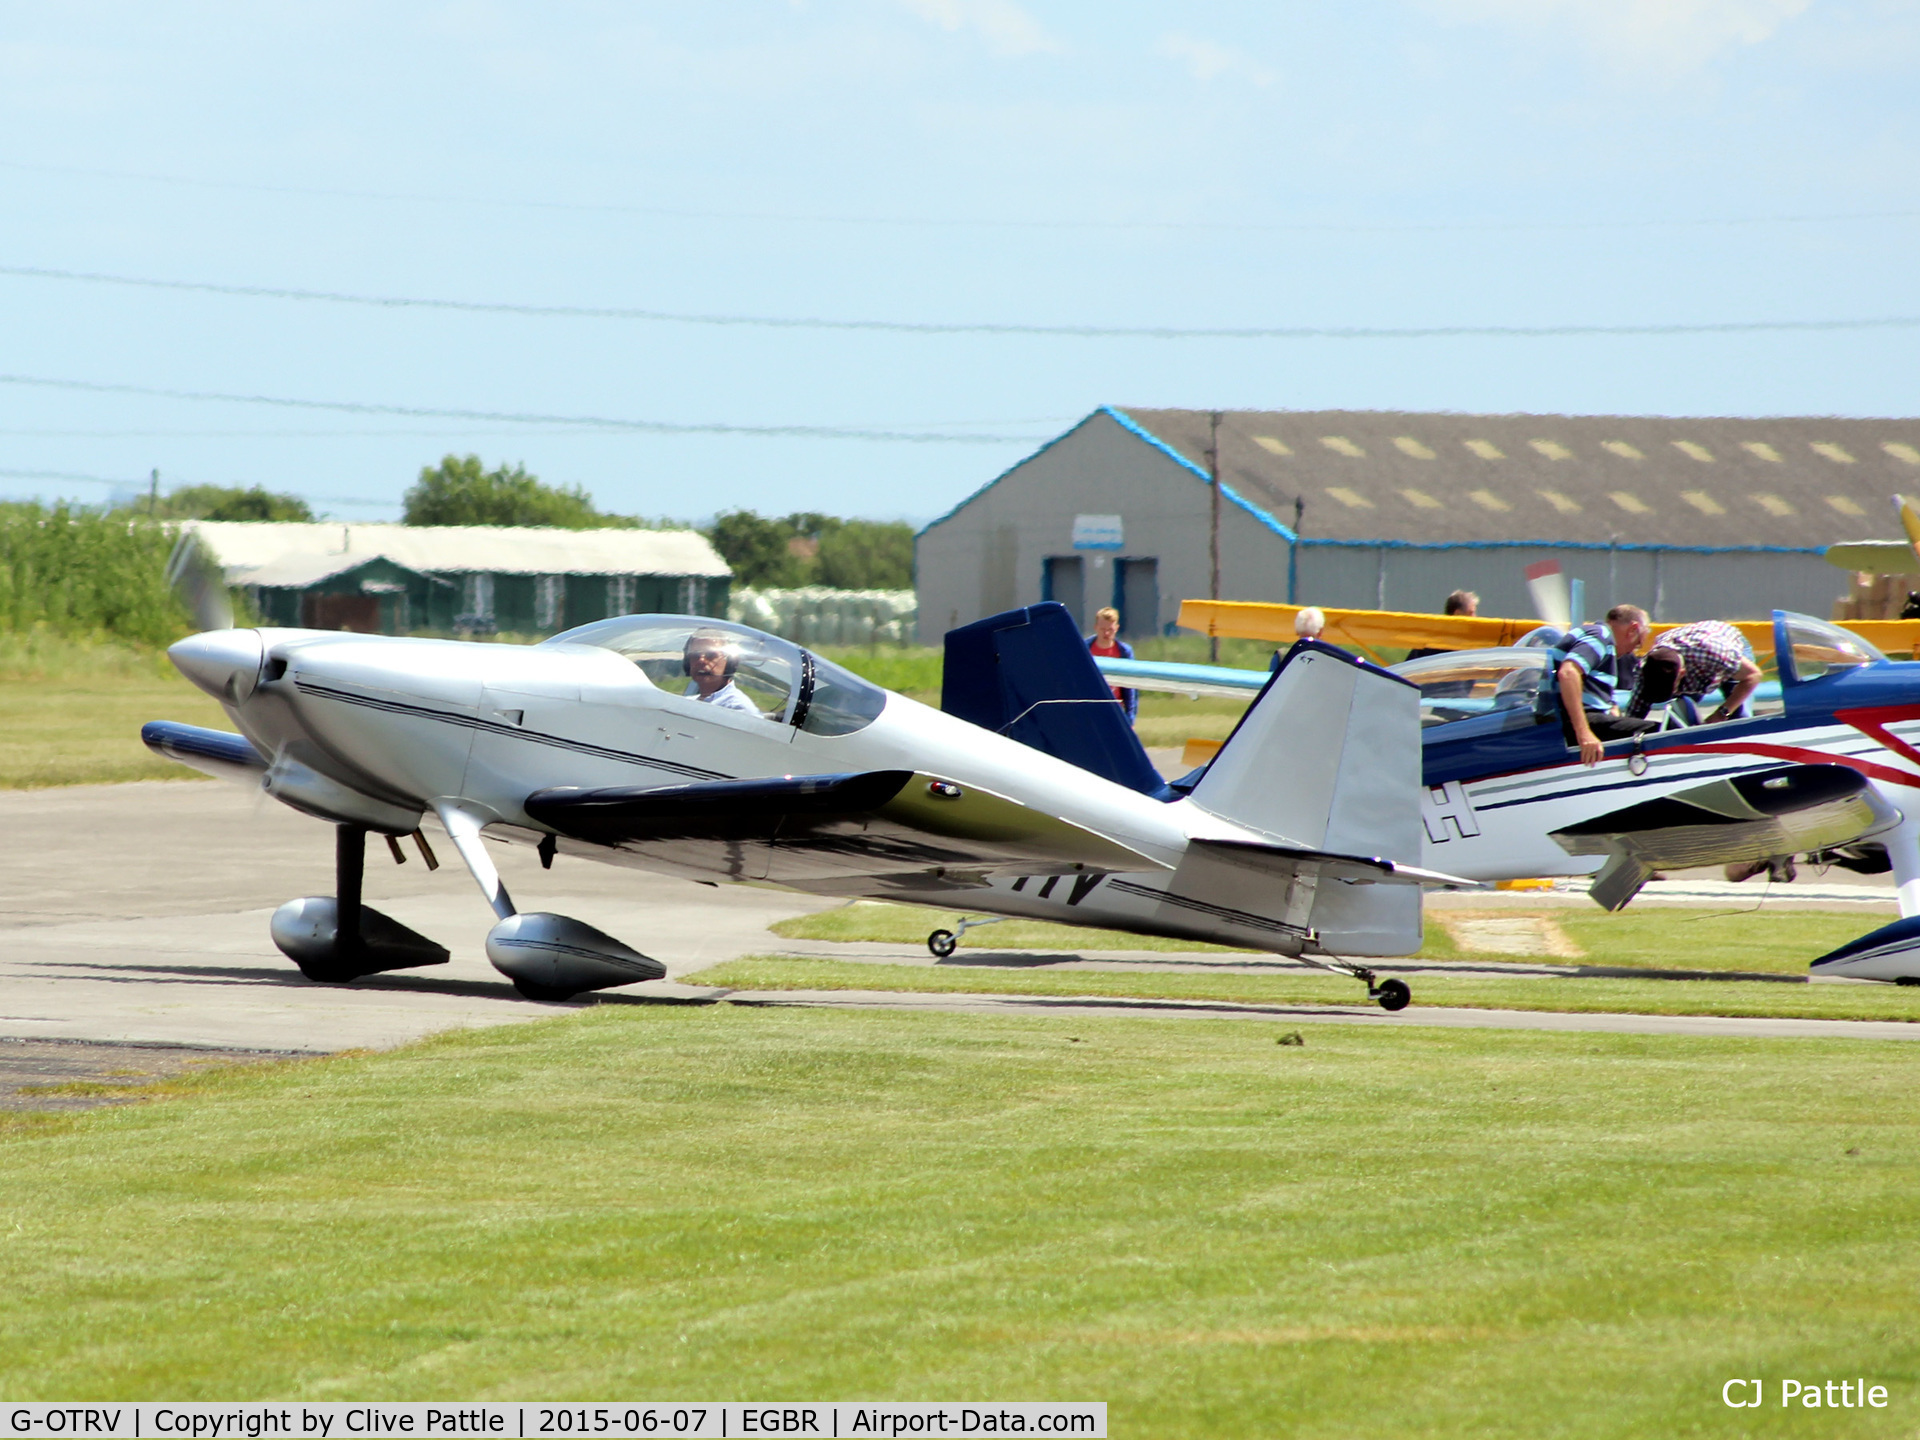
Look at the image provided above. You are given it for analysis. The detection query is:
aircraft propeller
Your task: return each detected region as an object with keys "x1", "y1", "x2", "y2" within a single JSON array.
[
  {"x1": 1523, "y1": 558, "x2": 1573, "y2": 630},
  {"x1": 164, "y1": 530, "x2": 234, "y2": 633}
]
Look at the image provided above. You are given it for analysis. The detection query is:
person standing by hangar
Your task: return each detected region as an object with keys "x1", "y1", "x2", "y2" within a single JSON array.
[{"x1": 1086, "y1": 606, "x2": 1139, "y2": 725}]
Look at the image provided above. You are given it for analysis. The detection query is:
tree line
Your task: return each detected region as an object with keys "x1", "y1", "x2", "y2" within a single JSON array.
[{"x1": 142, "y1": 454, "x2": 916, "y2": 590}]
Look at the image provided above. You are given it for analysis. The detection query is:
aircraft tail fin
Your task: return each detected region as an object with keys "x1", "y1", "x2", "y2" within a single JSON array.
[
  {"x1": 941, "y1": 603, "x2": 1167, "y2": 798},
  {"x1": 1188, "y1": 640, "x2": 1423, "y2": 864}
]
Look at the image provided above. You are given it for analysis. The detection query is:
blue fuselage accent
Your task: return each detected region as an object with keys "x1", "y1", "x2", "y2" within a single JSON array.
[{"x1": 1421, "y1": 661, "x2": 1920, "y2": 791}]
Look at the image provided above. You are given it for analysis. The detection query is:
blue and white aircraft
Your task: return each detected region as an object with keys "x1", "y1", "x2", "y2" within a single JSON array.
[{"x1": 1097, "y1": 610, "x2": 1920, "y2": 985}]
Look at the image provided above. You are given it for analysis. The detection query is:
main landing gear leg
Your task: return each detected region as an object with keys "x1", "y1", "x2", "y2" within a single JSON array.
[
  {"x1": 335, "y1": 823, "x2": 365, "y2": 966},
  {"x1": 268, "y1": 824, "x2": 451, "y2": 982},
  {"x1": 1887, "y1": 815, "x2": 1920, "y2": 920}
]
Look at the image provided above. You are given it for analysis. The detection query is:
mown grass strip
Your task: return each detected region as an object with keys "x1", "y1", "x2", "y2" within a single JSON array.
[
  {"x1": 0, "y1": 1005, "x2": 1916, "y2": 1435},
  {"x1": 692, "y1": 955, "x2": 1920, "y2": 1023},
  {"x1": 0, "y1": 669, "x2": 228, "y2": 787},
  {"x1": 770, "y1": 901, "x2": 1250, "y2": 955},
  {"x1": 772, "y1": 901, "x2": 1878, "y2": 975}
]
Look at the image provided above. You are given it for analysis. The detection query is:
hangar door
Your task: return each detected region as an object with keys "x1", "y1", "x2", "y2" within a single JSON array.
[
  {"x1": 1115, "y1": 558, "x2": 1158, "y2": 638},
  {"x1": 1042, "y1": 556, "x2": 1085, "y2": 630}
]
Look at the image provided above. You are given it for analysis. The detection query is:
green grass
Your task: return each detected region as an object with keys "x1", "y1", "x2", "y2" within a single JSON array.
[
  {"x1": 1134, "y1": 693, "x2": 1251, "y2": 748},
  {"x1": 772, "y1": 900, "x2": 1247, "y2": 953},
  {"x1": 689, "y1": 955, "x2": 1920, "y2": 1022},
  {"x1": 1, "y1": 1005, "x2": 1916, "y2": 1434},
  {"x1": 1550, "y1": 908, "x2": 1878, "y2": 974},
  {"x1": 816, "y1": 644, "x2": 944, "y2": 704},
  {"x1": 0, "y1": 631, "x2": 228, "y2": 787},
  {"x1": 774, "y1": 901, "x2": 1875, "y2": 976}
]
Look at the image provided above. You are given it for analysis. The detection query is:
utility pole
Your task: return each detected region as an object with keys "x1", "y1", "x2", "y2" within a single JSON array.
[
  {"x1": 1288, "y1": 496, "x2": 1304, "y2": 604},
  {"x1": 1206, "y1": 410, "x2": 1221, "y2": 663},
  {"x1": 148, "y1": 468, "x2": 159, "y2": 516}
]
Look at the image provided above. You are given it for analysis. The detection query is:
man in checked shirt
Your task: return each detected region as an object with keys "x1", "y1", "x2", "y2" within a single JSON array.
[{"x1": 1648, "y1": 619, "x2": 1764, "y2": 724}]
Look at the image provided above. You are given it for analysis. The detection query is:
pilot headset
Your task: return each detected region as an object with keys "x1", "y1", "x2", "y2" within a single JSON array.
[{"x1": 683, "y1": 633, "x2": 740, "y2": 678}]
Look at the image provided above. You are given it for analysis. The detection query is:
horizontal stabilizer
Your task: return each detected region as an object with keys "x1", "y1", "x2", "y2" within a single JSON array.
[
  {"x1": 141, "y1": 720, "x2": 266, "y2": 782},
  {"x1": 1190, "y1": 838, "x2": 1478, "y2": 890},
  {"x1": 525, "y1": 770, "x2": 1164, "y2": 887}
]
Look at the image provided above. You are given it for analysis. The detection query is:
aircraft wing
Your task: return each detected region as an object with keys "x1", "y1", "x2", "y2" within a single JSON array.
[
  {"x1": 1093, "y1": 656, "x2": 1268, "y2": 699},
  {"x1": 1178, "y1": 599, "x2": 1544, "y2": 659},
  {"x1": 1548, "y1": 763, "x2": 1899, "y2": 910},
  {"x1": 523, "y1": 770, "x2": 1170, "y2": 890},
  {"x1": 1827, "y1": 540, "x2": 1920, "y2": 577},
  {"x1": 1828, "y1": 496, "x2": 1920, "y2": 576},
  {"x1": 1176, "y1": 598, "x2": 1920, "y2": 664}
]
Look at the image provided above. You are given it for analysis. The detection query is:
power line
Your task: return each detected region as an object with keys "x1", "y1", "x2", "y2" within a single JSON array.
[
  {"x1": 0, "y1": 373, "x2": 1041, "y2": 444},
  {"x1": 0, "y1": 466, "x2": 394, "y2": 506},
  {"x1": 5, "y1": 262, "x2": 1920, "y2": 339},
  {"x1": 0, "y1": 467, "x2": 138, "y2": 486},
  {"x1": 5, "y1": 157, "x2": 1920, "y2": 234}
]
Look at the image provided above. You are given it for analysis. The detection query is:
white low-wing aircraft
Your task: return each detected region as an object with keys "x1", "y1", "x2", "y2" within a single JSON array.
[{"x1": 147, "y1": 611, "x2": 1474, "y2": 1010}]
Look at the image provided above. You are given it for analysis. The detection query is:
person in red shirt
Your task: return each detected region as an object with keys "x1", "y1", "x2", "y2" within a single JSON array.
[{"x1": 1086, "y1": 606, "x2": 1138, "y2": 724}]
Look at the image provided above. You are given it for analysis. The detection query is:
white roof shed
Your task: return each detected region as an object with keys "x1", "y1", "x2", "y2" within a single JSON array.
[{"x1": 183, "y1": 521, "x2": 730, "y2": 583}]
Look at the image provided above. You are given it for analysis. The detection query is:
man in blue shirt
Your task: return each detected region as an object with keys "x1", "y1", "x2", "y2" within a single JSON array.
[{"x1": 1534, "y1": 604, "x2": 1652, "y2": 766}]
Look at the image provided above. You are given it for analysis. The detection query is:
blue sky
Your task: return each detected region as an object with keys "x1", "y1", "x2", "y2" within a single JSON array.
[{"x1": 1, "y1": 0, "x2": 1916, "y2": 522}]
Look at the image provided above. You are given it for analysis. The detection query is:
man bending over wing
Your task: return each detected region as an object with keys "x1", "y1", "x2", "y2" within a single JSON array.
[{"x1": 1647, "y1": 620, "x2": 1764, "y2": 723}]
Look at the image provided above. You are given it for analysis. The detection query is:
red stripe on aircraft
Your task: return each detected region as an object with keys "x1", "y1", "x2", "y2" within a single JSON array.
[
  {"x1": 1660, "y1": 740, "x2": 1920, "y2": 790},
  {"x1": 1837, "y1": 705, "x2": 1920, "y2": 773}
]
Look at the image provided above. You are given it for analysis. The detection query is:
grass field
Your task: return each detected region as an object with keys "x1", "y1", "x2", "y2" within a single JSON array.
[
  {"x1": 0, "y1": 631, "x2": 226, "y2": 787},
  {"x1": 1, "y1": 1004, "x2": 1914, "y2": 1434},
  {"x1": 692, "y1": 955, "x2": 1920, "y2": 1022},
  {"x1": 0, "y1": 629, "x2": 1239, "y2": 786},
  {"x1": 773, "y1": 901, "x2": 1876, "y2": 976},
  {"x1": 772, "y1": 900, "x2": 1245, "y2": 954}
]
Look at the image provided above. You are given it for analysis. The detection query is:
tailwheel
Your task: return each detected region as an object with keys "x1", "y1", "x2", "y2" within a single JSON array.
[{"x1": 1372, "y1": 978, "x2": 1412, "y2": 1012}]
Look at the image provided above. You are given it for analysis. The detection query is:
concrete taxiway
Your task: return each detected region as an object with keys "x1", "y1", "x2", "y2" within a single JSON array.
[
  {"x1": 5, "y1": 780, "x2": 1915, "y2": 1058},
  {"x1": 1, "y1": 780, "x2": 831, "y2": 1052}
]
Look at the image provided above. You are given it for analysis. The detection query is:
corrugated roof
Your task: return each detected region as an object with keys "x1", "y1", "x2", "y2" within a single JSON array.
[
  {"x1": 1117, "y1": 408, "x2": 1920, "y2": 548},
  {"x1": 237, "y1": 552, "x2": 451, "y2": 589},
  {"x1": 185, "y1": 521, "x2": 731, "y2": 580}
]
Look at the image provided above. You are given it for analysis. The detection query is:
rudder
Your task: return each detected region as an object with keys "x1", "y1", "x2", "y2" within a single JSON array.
[
  {"x1": 941, "y1": 602, "x2": 1166, "y2": 798},
  {"x1": 1188, "y1": 640, "x2": 1422, "y2": 863}
]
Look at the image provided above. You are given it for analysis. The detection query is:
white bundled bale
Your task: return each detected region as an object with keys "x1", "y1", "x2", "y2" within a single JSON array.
[{"x1": 727, "y1": 587, "x2": 917, "y2": 646}]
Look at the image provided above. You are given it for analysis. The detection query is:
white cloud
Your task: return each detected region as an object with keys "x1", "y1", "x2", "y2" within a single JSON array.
[
  {"x1": 1423, "y1": 0, "x2": 1814, "y2": 72},
  {"x1": 897, "y1": 0, "x2": 1062, "y2": 57},
  {"x1": 1156, "y1": 32, "x2": 1277, "y2": 86}
]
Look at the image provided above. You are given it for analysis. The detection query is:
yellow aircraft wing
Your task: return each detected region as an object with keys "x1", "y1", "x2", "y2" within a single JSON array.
[
  {"x1": 1822, "y1": 494, "x2": 1920, "y2": 575},
  {"x1": 1177, "y1": 600, "x2": 1920, "y2": 663},
  {"x1": 1178, "y1": 601, "x2": 1539, "y2": 659}
]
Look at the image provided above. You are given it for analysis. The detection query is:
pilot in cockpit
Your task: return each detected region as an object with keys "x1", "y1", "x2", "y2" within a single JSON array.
[{"x1": 683, "y1": 631, "x2": 759, "y2": 714}]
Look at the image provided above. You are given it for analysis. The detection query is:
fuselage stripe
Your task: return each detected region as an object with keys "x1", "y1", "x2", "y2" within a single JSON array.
[
  {"x1": 1106, "y1": 878, "x2": 1305, "y2": 938},
  {"x1": 292, "y1": 679, "x2": 730, "y2": 782}
]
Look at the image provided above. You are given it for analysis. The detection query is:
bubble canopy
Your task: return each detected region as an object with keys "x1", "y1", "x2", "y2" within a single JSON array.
[
  {"x1": 1778, "y1": 612, "x2": 1886, "y2": 682},
  {"x1": 544, "y1": 615, "x2": 889, "y2": 736}
]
